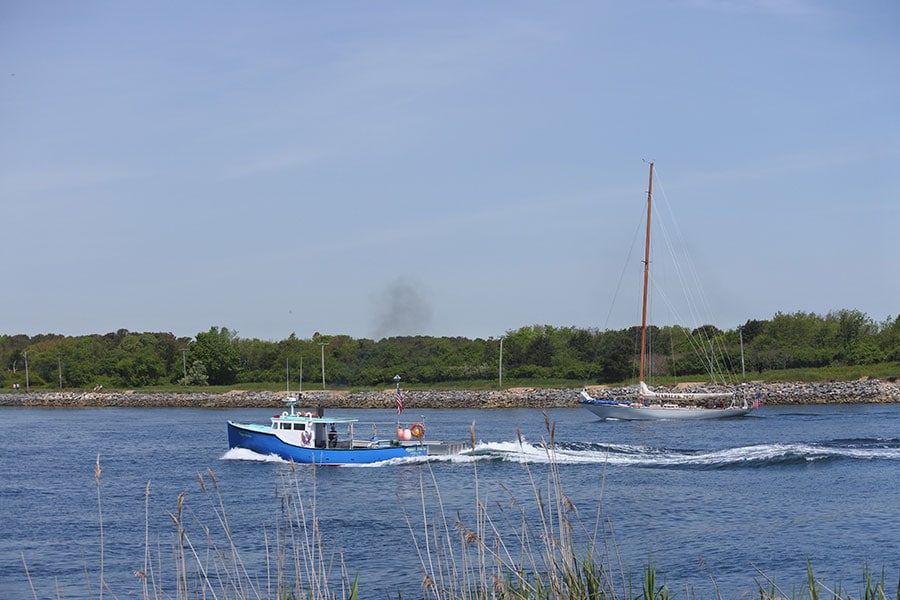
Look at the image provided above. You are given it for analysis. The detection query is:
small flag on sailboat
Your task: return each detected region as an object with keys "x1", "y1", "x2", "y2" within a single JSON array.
[{"x1": 396, "y1": 386, "x2": 403, "y2": 415}]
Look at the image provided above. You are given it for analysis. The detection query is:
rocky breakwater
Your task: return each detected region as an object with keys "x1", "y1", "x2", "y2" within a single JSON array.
[
  {"x1": 0, "y1": 387, "x2": 581, "y2": 409},
  {"x1": 348, "y1": 387, "x2": 576, "y2": 409},
  {"x1": 744, "y1": 378, "x2": 900, "y2": 405},
  {"x1": 586, "y1": 378, "x2": 900, "y2": 406},
  {"x1": 1, "y1": 379, "x2": 898, "y2": 409}
]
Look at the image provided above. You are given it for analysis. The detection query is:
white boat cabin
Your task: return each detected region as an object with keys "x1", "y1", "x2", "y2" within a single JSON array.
[{"x1": 270, "y1": 397, "x2": 358, "y2": 449}]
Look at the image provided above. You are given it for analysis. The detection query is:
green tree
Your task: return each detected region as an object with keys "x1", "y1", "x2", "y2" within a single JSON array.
[
  {"x1": 749, "y1": 312, "x2": 833, "y2": 370},
  {"x1": 188, "y1": 327, "x2": 242, "y2": 385},
  {"x1": 110, "y1": 333, "x2": 167, "y2": 387},
  {"x1": 827, "y1": 309, "x2": 879, "y2": 365},
  {"x1": 597, "y1": 328, "x2": 635, "y2": 383},
  {"x1": 179, "y1": 361, "x2": 209, "y2": 386},
  {"x1": 739, "y1": 319, "x2": 765, "y2": 344},
  {"x1": 62, "y1": 335, "x2": 109, "y2": 387},
  {"x1": 234, "y1": 337, "x2": 280, "y2": 384},
  {"x1": 877, "y1": 315, "x2": 900, "y2": 361}
]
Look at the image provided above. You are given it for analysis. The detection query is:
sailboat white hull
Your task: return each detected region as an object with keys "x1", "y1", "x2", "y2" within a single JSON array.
[{"x1": 579, "y1": 390, "x2": 753, "y2": 421}]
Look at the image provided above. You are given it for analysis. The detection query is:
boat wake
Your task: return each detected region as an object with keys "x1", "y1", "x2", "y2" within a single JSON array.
[
  {"x1": 450, "y1": 437, "x2": 900, "y2": 468},
  {"x1": 222, "y1": 437, "x2": 900, "y2": 468},
  {"x1": 222, "y1": 447, "x2": 290, "y2": 462}
]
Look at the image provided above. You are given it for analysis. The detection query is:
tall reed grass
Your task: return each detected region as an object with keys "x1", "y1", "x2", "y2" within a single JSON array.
[{"x1": 22, "y1": 420, "x2": 899, "y2": 600}]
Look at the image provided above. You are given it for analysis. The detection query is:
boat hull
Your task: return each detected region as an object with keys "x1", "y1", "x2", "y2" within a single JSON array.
[
  {"x1": 579, "y1": 398, "x2": 752, "y2": 421},
  {"x1": 227, "y1": 421, "x2": 429, "y2": 464}
]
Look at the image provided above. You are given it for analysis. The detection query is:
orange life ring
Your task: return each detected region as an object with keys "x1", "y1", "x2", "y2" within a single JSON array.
[{"x1": 410, "y1": 422, "x2": 425, "y2": 439}]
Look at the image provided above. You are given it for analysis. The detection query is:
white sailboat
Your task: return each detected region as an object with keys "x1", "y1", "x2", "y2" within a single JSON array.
[{"x1": 579, "y1": 163, "x2": 756, "y2": 420}]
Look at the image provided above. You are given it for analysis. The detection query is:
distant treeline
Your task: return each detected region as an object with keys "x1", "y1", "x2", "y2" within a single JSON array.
[{"x1": 2, "y1": 309, "x2": 898, "y2": 390}]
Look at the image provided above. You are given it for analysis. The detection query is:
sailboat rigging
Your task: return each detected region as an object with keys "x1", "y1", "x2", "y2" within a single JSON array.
[{"x1": 579, "y1": 162, "x2": 756, "y2": 420}]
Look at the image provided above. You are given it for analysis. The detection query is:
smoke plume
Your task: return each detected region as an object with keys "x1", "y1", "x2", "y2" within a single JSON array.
[{"x1": 372, "y1": 279, "x2": 433, "y2": 339}]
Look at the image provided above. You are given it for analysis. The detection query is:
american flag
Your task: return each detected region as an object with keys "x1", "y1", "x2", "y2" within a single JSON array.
[{"x1": 396, "y1": 386, "x2": 403, "y2": 415}]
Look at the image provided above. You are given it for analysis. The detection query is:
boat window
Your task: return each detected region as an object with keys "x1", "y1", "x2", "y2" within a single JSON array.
[{"x1": 293, "y1": 423, "x2": 305, "y2": 431}]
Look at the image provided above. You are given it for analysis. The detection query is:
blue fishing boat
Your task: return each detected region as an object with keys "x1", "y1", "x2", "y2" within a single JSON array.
[{"x1": 227, "y1": 396, "x2": 467, "y2": 465}]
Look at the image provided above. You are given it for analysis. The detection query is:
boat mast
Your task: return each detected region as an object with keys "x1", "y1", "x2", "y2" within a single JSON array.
[{"x1": 639, "y1": 162, "x2": 654, "y2": 384}]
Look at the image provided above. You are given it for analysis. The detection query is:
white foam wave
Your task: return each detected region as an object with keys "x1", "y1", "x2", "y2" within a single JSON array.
[
  {"x1": 452, "y1": 440, "x2": 900, "y2": 467},
  {"x1": 352, "y1": 455, "x2": 432, "y2": 467},
  {"x1": 222, "y1": 440, "x2": 900, "y2": 468},
  {"x1": 221, "y1": 448, "x2": 288, "y2": 462},
  {"x1": 468, "y1": 440, "x2": 609, "y2": 464}
]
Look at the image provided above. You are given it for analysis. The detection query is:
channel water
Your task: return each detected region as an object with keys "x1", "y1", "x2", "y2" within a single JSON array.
[{"x1": 1, "y1": 403, "x2": 898, "y2": 599}]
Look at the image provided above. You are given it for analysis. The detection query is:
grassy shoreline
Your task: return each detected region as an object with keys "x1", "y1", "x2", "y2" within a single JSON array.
[{"x1": 3, "y1": 362, "x2": 897, "y2": 397}]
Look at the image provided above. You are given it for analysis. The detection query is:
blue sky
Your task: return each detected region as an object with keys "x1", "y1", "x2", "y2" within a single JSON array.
[{"x1": 3, "y1": 1, "x2": 898, "y2": 341}]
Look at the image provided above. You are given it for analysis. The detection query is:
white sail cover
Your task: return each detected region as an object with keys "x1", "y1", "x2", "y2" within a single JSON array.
[{"x1": 639, "y1": 381, "x2": 733, "y2": 401}]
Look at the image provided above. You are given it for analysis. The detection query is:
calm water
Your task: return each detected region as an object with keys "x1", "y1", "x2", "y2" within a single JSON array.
[{"x1": 1, "y1": 404, "x2": 898, "y2": 599}]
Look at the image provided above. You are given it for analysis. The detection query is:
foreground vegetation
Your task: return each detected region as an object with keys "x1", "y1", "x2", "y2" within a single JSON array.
[
  {"x1": 3, "y1": 309, "x2": 898, "y2": 391},
  {"x1": 22, "y1": 423, "x2": 898, "y2": 599}
]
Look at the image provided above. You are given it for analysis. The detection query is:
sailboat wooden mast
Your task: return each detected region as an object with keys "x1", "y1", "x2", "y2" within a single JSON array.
[{"x1": 639, "y1": 162, "x2": 654, "y2": 385}]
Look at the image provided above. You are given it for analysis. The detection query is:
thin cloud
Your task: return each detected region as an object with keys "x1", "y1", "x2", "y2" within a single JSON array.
[
  {"x1": 0, "y1": 165, "x2": 140, "y2": 197},
  {"x1": 219, "y1": 19, "x2": 559, "y2": 180},
  {"x1": 689, "y1": 0, "x2": 826, "y2": 18},
  {"x1": 224, "y1": 147, "x2": 333, "y2": 179},
  {"x1": 655, "y1": 148, "x2": 866, "y2": 195}
]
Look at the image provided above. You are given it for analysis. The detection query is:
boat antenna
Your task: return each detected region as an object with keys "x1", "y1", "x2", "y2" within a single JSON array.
[{"x1": 639, "y1": 162, "x2": 654, "y2": 386}]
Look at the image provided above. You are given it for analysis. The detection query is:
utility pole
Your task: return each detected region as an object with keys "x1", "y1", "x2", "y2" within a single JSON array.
[
  {"x1": 499, "y1": 337, "x2": 504, "y2": 389},
  {"x1": 319, "y1": 342, "x2": 329, "y2": 390},
  {"x1": 57, "y1": 353, "x2": 62, "y2": 389},
  {"x1": 24, "y1": 351, "x2": 30, "y2": 392}
]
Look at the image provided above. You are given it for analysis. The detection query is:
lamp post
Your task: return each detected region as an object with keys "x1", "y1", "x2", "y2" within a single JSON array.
[
  {"x1": 319, "y1": 342, "x2": 329, "y2": 390},
  {"x1": 285, "y1": 357, "x2": 291, "y2": 393},
  {"x1": 499, "y1": 337, "x2": 504, "y2": 389}
]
